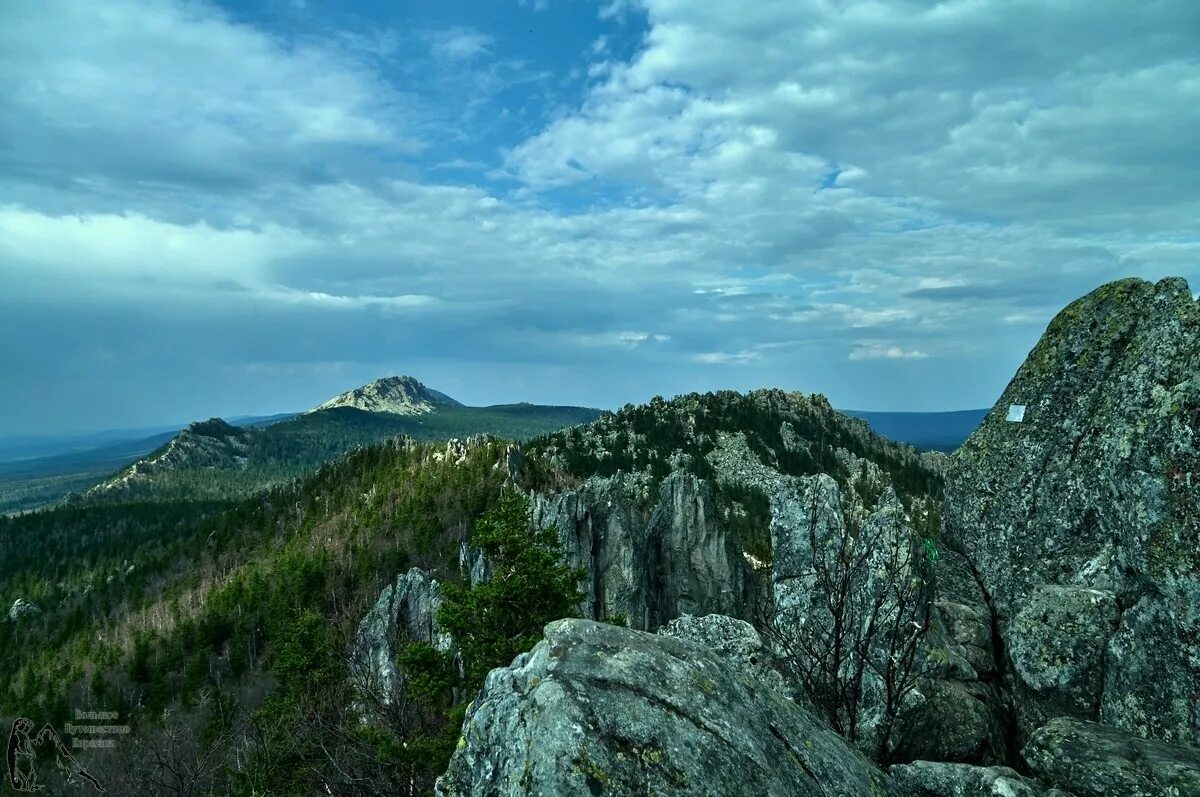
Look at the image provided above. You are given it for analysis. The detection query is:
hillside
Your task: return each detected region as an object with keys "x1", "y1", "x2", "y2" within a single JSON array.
[
  {"x1": 74, "y1": 378, "x2": 601, "y2": 504},
  {"x1": 0, "y1": 384, "x2": 942, "y2": 793},
  {"x1": 0, "y1": 416, "x2": 289, "y2": 515}
]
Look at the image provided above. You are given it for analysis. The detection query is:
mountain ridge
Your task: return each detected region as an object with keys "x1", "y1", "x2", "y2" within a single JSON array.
[{"x1": 72, "y1": 378, "x2": 603, "y2": 505}]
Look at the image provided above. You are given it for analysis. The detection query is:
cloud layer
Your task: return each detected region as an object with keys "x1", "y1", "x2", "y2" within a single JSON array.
[{"x1": 1, "y1": 0, "x2": 1197, "y2": 433}]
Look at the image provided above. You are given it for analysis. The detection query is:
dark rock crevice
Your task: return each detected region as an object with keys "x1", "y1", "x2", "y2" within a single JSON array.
[{"x1": 955, "y1": 544, "x2": 1024, "y2": 773}]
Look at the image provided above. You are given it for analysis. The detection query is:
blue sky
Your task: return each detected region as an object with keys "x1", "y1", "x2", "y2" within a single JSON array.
[{"x1": 1, "y1": 0, "x2": 1198, "y2": 434}]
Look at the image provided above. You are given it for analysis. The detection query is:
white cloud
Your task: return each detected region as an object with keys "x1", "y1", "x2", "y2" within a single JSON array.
[
  {"x1": 3, "y1": 0, "x2": 1200, "y2": 430},
  {"x1": 849, "y1": 344, "x2": 930, "y2": 361},
  {"x1": 693, "y1": 350, "x2": 761, "y2": 365},
  {"x1": 263, "y1": 288, "x2": 441, "y2": 310},
  {"x1": 429, "y1": 28, "x2": 494, "y2": 61}
]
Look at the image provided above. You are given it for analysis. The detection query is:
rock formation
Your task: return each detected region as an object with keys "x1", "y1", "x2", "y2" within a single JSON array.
[
  {"x1": 528, "y1": 469, "x2": 751, "y2": 629},
  {"x1": 422, "y1": 277, "x2": 1200, "y2": 796},
  {"x1": 945, "y1": 277, "x2": 1200, "y2": 748},
  {"x1": 890, "y1": 761, "x2": 1041, "y2": 797},
  {"x1": 1022, "y1": 717, "x2": 1200, "y2": 797},
  {"x1": 5, "y1": 598, "x2": 41, "y2": 622},
  {"x1": 435, "y1": 618, "x2": 896, "y2": 797},
  {"x1": 352, "y1": 568, "x2": 451, "y2": 706}
]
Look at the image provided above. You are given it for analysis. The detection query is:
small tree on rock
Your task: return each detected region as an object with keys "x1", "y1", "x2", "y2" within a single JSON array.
[{"x1": 439, "y1": 489, "x2": 586, "y2": 692}]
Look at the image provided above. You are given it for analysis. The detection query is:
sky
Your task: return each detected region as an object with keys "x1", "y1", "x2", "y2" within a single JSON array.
[{"x1": 1, "y1": 0, "x2": 1198, "y2": 435}]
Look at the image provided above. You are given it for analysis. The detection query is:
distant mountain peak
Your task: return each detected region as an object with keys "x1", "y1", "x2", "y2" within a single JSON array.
[{"x1": 310, "y1": 376, "x2": 461, "y2": 416}]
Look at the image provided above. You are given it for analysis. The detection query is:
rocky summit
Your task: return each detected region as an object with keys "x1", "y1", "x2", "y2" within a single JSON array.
[
  {"x1": 310, "y1": 375, "x2": 461, "y2": 415},
  {"x1": 416, "y1": 277, "x2": 1200, "y2": 796}
]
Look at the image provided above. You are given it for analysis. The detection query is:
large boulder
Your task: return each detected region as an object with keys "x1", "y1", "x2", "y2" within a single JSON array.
[
  {"x1": 890, "y1": 761, "x2": 1042, "y2": 797},
  {"x1": 530, "y1": 470, "x2": 750, "y2": 629},
  {"x1": 1008, "y1": 586, "x2": 1119, "y2": 738},
  {"x1": 889, "y1": 681, "x2": 1003, "y2": 765},
  {"x1": 1022, "y1": 717, "x2": 1200, "y2": 797},
  {"x1": 435, "y1": 618, "x2": 897, "y2": 796},
  {"x1": 657, "y1": 613, "x2": 788, "y2": 695},
  {"x1": 945, "y1": 277, "x2": 1200, "y2": 746}
]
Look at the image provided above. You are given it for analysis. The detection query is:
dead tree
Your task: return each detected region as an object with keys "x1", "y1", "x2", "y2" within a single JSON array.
[{"x1": 757, "y1": 478, "x2": 936, "y2": 761}]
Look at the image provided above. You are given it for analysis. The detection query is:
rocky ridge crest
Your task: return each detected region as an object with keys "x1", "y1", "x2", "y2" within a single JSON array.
[{"x1": 80, "y1": 418, "x2": 260, "y2": 501}]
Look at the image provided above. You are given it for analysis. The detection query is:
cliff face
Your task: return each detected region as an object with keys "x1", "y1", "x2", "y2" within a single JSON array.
[
  {"x1": 529, "y1": 469, "x2": 750, "y2": 630},
  {"x1": 945, "y1": 277, "x2": 1200, "y2": 747}
]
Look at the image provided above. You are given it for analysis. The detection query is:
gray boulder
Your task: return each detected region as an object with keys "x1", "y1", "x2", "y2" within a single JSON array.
[
  {"x1": 1102, "y1": 591, "x2": 1196, "y2": 744},
  {"x1": 436, "y1": 618, "x2": 896, "y2": 796},
  {"x1": 890, "y1": 681, "x2": 1004, "y2": 765},
  {"x1": 890, "y1": 761, "x2": 1042, "y2": 797},
  {"x1": 1022, "y1": 717, "x2": 1200, "y2": 797},
  {"x1": 1008, "y1": 586, "x2": 1119, "y2": 739},
  {"x1": 352, "y1": 568, "x2": 450, "y2": 705},
  {"x1": 945, "y1": 277, "x2": 1200, "y2": 746}
]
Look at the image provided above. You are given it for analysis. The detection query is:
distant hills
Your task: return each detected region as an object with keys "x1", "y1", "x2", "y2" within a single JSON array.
[
  {"x1": 0, "y1": 377, "x2": 989, "y2": 513},
  {"x1": 841, "y1": 408, "x2": 989, "y2": 452},
  {"x1": 0, "y1": 415, "x2": 289, "y2": 515},
  {"x1": 62, "y1": 377, "x2": 602, "y2": 506}
]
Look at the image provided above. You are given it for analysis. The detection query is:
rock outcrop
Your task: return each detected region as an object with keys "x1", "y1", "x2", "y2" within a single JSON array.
[
  {"x1": 529, "y1": 470, "x2": 750, "y2": 629},
  {"x1": 5, "y1": 598, "x2": 41, "y2": 622},
  {"x1": 352, "y1": 568, "x2": 451, "y2": 705},
  {"x1": 658, "y1": 613, "x2": 788, "y2": 696},
  {"x1": 1022, "y1": 717, "x2": 1200, "y2": 797},
  {"x1": 1008, "y1": 586, "x2": 1119, "y2": 738},
  {"x1": 945, "y1": 277, "x2": 1200, "y2": 747},
  {"x1": 435, "y1": 618, "x2": 896, "y2": 797}
]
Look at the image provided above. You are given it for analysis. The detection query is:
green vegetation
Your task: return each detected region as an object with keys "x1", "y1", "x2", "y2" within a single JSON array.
[
  {"x1": 527, "y1": 390, "x2": 941, "y2": 502},
  {"x1": 440, "y1": 490, "x2": 585, "y2": 691},
  {"x1": 0, "y1": 436, "x2": 587, "y2": 794},
  {"x1": 74, "y1": 404, "x2": 601, "y2": 506},
  {"x1": 0, "y1": 387, "x2": 943, "y2": 793},
  {"x1": 525, "y1": 389, "x2": 943, "y2": 563}
]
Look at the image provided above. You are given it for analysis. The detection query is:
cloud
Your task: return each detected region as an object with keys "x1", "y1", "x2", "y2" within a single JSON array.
[
  {"x1": 849, "y1": 344, "x2": 931, "y2": 362},
  {"x1": 0, "y1": 0, "x2": 422, "y2": 212},
  {"x1": 429, "y1": 28, "x2": 494, "y2": 61},
  {"x1": 2, "y1": 0, "x2": 1199, "y2": 432},
  {"x1": 693, "y1": 350, "x2": 761, "y2": 365}
]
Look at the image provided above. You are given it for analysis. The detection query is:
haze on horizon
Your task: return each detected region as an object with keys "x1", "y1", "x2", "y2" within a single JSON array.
[{"x1": 2, "y1": 0, "x2": 1198, "y2": 436}]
